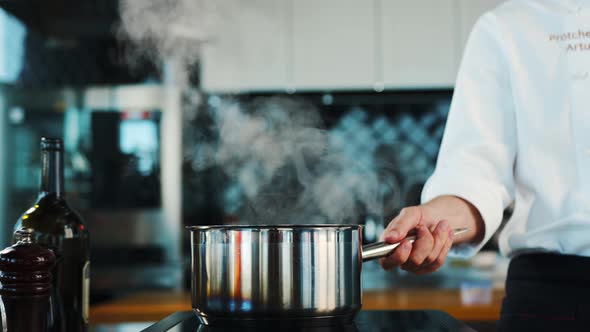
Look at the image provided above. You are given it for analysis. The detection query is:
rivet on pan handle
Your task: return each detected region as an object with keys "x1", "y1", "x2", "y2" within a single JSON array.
[{"x1": 361, "y1": 228, "x2": 469, "y2": 262}]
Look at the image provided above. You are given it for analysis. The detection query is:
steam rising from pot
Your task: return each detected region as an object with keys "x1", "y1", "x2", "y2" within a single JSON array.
[
  {"x1": 199, "y1": 97, "x2": 391, "y2": 224},
  {"x1": 119, "y1": 0, "x2": 400, "y2": 225},
  {"x1": 119, "y1": 0, "x2": 225, "y2": 64}
]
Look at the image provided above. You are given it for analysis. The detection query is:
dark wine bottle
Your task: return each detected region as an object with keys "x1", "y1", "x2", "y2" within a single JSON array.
[{"x1": 13, "y1": 137, "x2": 90, "y2": 332}]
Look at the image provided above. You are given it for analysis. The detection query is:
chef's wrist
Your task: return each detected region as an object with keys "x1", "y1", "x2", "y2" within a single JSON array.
[{"x1": 422, "y1": 195, "x2": 485, "y2": 245}]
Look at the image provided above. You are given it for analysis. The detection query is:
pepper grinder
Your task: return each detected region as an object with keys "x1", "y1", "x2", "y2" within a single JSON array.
[{"x1": 0, "y1": 228, "x2": 56, "y2": 332}]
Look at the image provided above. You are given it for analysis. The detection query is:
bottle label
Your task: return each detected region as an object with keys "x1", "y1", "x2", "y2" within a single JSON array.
[
  {"x1": 64, "y1": 226, "x2": 74, "y2": 239},
  {"x1": 82, "y1": 261, "x2": 90, "y2": 323}
]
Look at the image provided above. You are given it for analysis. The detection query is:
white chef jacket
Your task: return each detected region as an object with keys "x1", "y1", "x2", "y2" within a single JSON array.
[{"x1": 422, "y1": 0, "x2": 590, "y2": 258}]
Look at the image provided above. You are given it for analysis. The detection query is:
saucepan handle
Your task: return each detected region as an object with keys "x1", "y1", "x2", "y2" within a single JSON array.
[{"x1": 361, "y1": 228, "x2": 468, "y2": 262}]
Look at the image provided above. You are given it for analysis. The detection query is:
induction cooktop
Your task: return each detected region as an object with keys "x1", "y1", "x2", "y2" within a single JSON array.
[{"x1": 141, "y1": 310, "x2": 476, "y2": 332}]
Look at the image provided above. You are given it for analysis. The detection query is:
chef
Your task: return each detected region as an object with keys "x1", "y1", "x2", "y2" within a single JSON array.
[{"x1": 379, "y1": 0, "x2": 590, "y2": 330}]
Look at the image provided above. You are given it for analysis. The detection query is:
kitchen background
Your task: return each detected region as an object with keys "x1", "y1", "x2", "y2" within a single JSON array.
[{"x1": 0, "y1": 0, "x2": 508, "y2": 306}]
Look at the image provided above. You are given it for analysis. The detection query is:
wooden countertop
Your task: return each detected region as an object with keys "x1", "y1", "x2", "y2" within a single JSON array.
[{"x1": 89, "y1": 288, "x2": 504, "y2": 325}]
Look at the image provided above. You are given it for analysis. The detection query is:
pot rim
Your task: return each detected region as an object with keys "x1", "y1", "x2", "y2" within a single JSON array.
[{"x1": 186, "y1": 224, "x2": 362, "y2": 231}]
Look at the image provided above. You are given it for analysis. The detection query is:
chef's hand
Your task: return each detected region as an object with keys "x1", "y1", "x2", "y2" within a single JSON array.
[
  {"x1": 379, "y1": 196, "x2": 485, "y2": 275},
  {"x1": 379, "y1": 206, "x2": 454, "y2": 275}
]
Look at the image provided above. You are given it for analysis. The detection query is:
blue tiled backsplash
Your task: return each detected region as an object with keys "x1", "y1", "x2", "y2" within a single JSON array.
[{"x1": 182, "y1": 92, "x2": 452, "y2": 236}]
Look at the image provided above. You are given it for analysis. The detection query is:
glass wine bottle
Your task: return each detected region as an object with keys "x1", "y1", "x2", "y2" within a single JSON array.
[{"x1": 13, "y1": 137, "x2": 90, "y2": 332}]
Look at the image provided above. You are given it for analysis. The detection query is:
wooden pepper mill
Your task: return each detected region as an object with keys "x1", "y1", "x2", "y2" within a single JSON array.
[{"x1": 0, "y1": 228, "x2": 56, "y2": 332}]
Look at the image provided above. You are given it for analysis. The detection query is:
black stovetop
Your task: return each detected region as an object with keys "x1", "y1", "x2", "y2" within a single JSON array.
[{"x1": 141, "y1": 310, "x2": 476, "y2": 332}]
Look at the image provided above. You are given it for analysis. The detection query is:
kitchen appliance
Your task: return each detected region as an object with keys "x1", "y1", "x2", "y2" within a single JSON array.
[
  {"x1": 135, "y1": 310, "x2": 476, "y2": 332},
  {"x1": 189, "y1": 225, "x2": 467, "y2": 326},
  {"x1": 0, "y1": 84, "x2": 184, "y2": 300}
]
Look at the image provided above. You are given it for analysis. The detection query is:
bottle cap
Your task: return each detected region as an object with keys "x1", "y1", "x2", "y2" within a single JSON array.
[{"x1": 40, "y1": 137, "x2": 63, "y2": 151}]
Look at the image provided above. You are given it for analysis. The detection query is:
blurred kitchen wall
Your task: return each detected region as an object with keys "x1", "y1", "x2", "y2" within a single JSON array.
[
  {"x1": 183, "y1": 0, "x2": 506, "y2": 241},
  {"x1": 0, "y1": 0, "x2": 507, "y2": 296}
]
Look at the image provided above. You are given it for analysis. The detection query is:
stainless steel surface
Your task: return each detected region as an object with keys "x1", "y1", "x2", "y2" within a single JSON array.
[
  {"x1": 90, "y1": 322, "x2": 154, "y2": 332},
  {"x1": 361, "y1": 228, "x2": 469, "y2": 262},
  {"x1": 190, "y1": 225, "x2": 362, "y2": 325},
  {"x1": 189, "y1": 225, "x2": 469, "y2": 325}
]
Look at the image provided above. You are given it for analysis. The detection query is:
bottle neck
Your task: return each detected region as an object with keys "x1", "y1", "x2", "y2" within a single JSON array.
[{"x1": 40, "y1": 149, "x2": 65, "y2": 198}]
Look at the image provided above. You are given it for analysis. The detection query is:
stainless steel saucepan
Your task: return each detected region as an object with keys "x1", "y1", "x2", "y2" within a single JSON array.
[{"x1": 189, "y1": 225, "x2": 467, "y2": 326}]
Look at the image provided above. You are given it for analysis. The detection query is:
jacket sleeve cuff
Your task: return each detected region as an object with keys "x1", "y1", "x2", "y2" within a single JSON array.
[{"x1": 421, "y1": 172, "x2": 505, "y2": 258}]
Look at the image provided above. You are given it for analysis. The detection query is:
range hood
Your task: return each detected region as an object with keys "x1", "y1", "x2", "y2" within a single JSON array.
[{"x1": 0, "y1": 0, "x2": 120, "y2": 39}]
